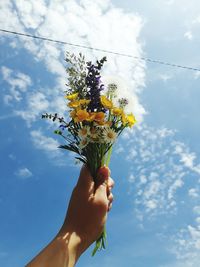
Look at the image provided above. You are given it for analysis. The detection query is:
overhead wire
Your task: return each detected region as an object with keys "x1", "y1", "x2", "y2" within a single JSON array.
[{"x1": 0, "y1": 28, "x2": 200, "y2": 72}]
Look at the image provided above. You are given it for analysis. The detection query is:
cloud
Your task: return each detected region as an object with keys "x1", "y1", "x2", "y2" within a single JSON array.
[
  {"x1": 122, "y1": 124, "x2": 200, "y2": 219},
  {"x1": 15, "y1": 92, "x2": 50, "y2": 126},
  {"x1": 31, "y1": 129, "x2": 60, "y2": 153},
  {"x1": 188, "y1": 188, "x2": 199, "y2": 198},
  {"x1": 0, "y1": 0, "x2": 147, "y2": 164},
  {"x1": 122, "y1": 124, "x2": 200, "y2": 265},
  {"x1": 30, "y1": 129, "x2": 68, "y2": 166},
  {"x1": 159, "y1": 74, "x2": 173, "y2": 82},
  {"x1": 169, "y1": 217, "x2": 200, "y2": 266},
  {"x1": 15, "y1": 167, "x2": 32, "y2": 178},
  {"x1": 1, "y1": 66, "x2": 32, "y2": 104},
  {"x1": 0, "y1": 0, "x2": 146, "y2": 125},
  {"x1": 174, "y1": 142, "x2": 200, "y2": 175},
  {"x1": 184, "y1": 31, "x2": 193, "y2": 40}
]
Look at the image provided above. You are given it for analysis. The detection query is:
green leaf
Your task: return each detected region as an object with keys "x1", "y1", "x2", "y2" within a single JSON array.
[
  {"x1": 75, "y1": 157, "x2": 87, "y2": 164},
  {"x1": 54, "y1": 130, "x2": 62, "y2": 135}
]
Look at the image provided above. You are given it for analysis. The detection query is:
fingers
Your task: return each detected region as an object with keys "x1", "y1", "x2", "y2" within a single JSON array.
[
  {"x1": 94, "y1": 166, "x2": 110, "y2": 200},
  {"x1": 107, "y1": 177, "x2": 114, "y2": 197},
  {"x1": 79, "y1": 165, "x2": 114, "y2": 213},
  {"x1": 107, "y1": 192, "x2": 114, "y2": 212},
  {"x1": 76, "y1": 164, "x2": 94, "y2": 190}
]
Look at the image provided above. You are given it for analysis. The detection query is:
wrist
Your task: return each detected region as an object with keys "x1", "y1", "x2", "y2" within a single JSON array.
[{"x1": 55, "y1": 229, "x2": 83, "y2": 267}]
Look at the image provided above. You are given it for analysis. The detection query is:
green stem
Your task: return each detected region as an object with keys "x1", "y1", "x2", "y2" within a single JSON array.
[
  {"x1": 105, "y1": 146, "x2": 113, "y2": 167},
  {"x1": 92, "y1": 145, "x2": 113, "y2": 256}
]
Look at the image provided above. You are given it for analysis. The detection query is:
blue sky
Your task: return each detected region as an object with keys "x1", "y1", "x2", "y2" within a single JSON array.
[{"x1": 1, "y1": 1, "x2": 200, "y2": 266}]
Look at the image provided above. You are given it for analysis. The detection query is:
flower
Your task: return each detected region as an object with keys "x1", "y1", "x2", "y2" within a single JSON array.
[
  {"x1": 75, "y1": 109, "x2": 89, "y2": 122},
  {"x1": 106, "y1": 83, "x2": 117, "y2": 99},
  {"x1": 100, "y1": 95, "x2": 113, "y2": 109},
  {"x1": 87, "y1": 112, "x2": 96, "y2": 122},
  {"x1": 70, "y1": 110, "x2": 76, "y2": 119},
  {"x1": 90, "y1": 127, "x2": 99, "y2": 139},
  {"x1": 121, "y1": 112, "x2": 127, "y2": 126},
  {"x1": 94, "y1": 112, "x2": 105, "y2": 122},
  {"x1": 65, "y1": 92, "x2": 79, "y2": 100},
  {"x1": 79, "y1": 138, "x2": 89, "y2": 149},
  {"x1": 121, "y1": 112, "x2": 136, "y2": 127},
  {"x1": 78, "y1": 126, "x2": 90, "y2": 139},
  {"x1": 126, "y1": 113, "x2": 136, "y2": 127},
  {"x1": 79, "y1": 99, "x2": 91, "y2": 106},
  {"x1": 112, "y1": 107, "x2": 123, "y2": 116},
  {"x1": 118, "y1": 98, "x2": 128, "y2": 108},
  {"x1": 86, "y1": 60, "x2": 106, "y2": 112},
  {"x1": 68, "y1": 100, "x2": 80, "y2": 108},
  {"x1": 102, "y1": 128, "x2": 117, "y2": 143}
]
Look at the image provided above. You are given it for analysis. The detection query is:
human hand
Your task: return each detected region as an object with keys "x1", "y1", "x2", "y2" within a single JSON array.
[
  {"x1": 58, "y1": 165, "x2": 114, "y2": 262},
  {"x1": 26, "y1": 165, "x2": 114, "y2": 267}
]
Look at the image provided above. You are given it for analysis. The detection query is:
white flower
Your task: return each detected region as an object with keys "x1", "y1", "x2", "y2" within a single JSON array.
[
  {"x1": 102, "y1": 128, "x2": 117, "y2": 144},
  {"x1": 78, "y1": 126, "x2": 90, "y2": 139},
  {"x1": 79, "y1": 138, "x2": 89, "y2": 149},
  {"x1": 102, "y1": 75, "x2": 127, "y2": 94},
  {"x1": 89, "y1": 127, "x2": 99, "y2": 139}
]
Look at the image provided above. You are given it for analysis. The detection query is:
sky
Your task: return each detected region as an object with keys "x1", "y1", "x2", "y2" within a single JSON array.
[{"x1": 0, "y1": 0, "x2": 200, "y2": 266}]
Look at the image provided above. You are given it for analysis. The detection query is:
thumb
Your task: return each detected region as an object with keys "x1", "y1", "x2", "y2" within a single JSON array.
[{"x1": 94, "y1": 166, "x2": 110, "y2": 199}]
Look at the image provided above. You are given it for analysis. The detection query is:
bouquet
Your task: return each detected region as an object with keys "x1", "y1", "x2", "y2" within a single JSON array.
[{"x1": 42, "y1": 52, "x2": 136, "y2": 255}]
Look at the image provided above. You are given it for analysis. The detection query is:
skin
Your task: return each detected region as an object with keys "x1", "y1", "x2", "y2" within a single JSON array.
[{"x1": 26, "y1": 165, "x2": 114, "y2": 267}]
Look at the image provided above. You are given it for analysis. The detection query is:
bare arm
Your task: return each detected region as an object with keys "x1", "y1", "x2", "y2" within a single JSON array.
[{"x1": 26, "y1": 165, "x2": 114, "y2": 267}]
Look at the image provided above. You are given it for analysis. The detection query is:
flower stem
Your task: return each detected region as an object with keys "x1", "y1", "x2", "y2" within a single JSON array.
[{"x1": 92, "y1": 146, "x2": 113, "y2": 256}]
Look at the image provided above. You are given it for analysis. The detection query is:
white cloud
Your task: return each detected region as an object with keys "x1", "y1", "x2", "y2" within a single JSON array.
[
  {"x1": 174, "y1": 142, "x2": 200, "y2": 175},
  {"x1": 170, "y1": 218, "x2": 200, "y2": 266},
  {"x1": 1, "y1": 66, "x2": 32, "y2": 104},
  {"x1": 0, "y1": 0, "x2": 146, "y2": 125},
  {"x1": 30, "y1": 129, "x2": 68, "y2": 166},
  {"x1": 31, "y1": 130, "x2": 60, "y2": 154},
  {"x1": 184, "y1": 31, "x2": 193, "y2": 40},
  {"x1": 15, "y1": 92, "x2": 50, "y2": 126},
  {"x1": 123, "y1": 124, "x2": 200, "y2": 219},
  {"x1": 15, "y1": 167, "x2": 32, "y2": 178},
  {"x1": 159, "y1": 74, "x2": 173, "y2": 82},
  {"x1": 188, "y1": 188, "x2": 199, "y2": 198}
]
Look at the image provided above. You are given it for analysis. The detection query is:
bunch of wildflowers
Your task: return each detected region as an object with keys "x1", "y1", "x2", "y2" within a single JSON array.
[{"x1": 42, "y1": 52, "x2": 136, "y2": 255}]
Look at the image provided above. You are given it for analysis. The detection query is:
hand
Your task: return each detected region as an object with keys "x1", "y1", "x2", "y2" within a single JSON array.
[
  {"x1": 58, "y1": 165, "x2": 114, "y2": 259},
  {"x1": 26, "y1": 165, "x2": 114, "y2": 267}
]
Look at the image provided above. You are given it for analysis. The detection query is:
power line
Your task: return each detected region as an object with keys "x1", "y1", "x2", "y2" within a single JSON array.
[{"x1": 1, "y1": 28, "x2": 200, "y2": 72}]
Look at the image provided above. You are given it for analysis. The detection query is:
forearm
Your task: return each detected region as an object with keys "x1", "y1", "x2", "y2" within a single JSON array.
[{"x1": 26, "y1": 231, "x2": 82, "y2": 267}]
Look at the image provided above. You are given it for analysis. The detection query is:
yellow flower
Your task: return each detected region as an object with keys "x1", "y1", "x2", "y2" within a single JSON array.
[
  {"x1": 112, "y1": 107, "x2": 123, "y2": 116},
  {"x1": 65, "y1": 92, "x2": 78, "y2": 100},
  {"x1": 121, "y1": 112, "x2": 127, "y2": 126},
  {"x1": 126, "y1": 113, "x2": 136, "y2": 127},
  {"x1": 67, "y1": 101, "x2": 80, "y2": 108},
  {"x1": 100, "y1": 95, "x2": 113, "y2": 109},
  {"x1": 75, "y1": 109, "x2": 89, "y2": 122},
  {"x1": 121, "y1": 112, "x2": 136, "y2": 127},
  {"x1": 86, "y1": 112, "x2": 105, "y2": 123},
  {"x1": 87, "y1": 112, "x2": 96, "y2": 122},
  {"x1": 70, "y1": 110, "x2": 76, "y2": 119},
  {"x1": 94, "y1": 112, "x2": 105, "y2": 122},
  {"x1": 79, "y1": 99, "x2": 91, "y2": 106}
]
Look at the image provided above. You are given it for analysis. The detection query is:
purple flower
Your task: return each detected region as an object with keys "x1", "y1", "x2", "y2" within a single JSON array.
[{"x1": 86, "y1": 57, "x2": 107, "y2": 112}]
